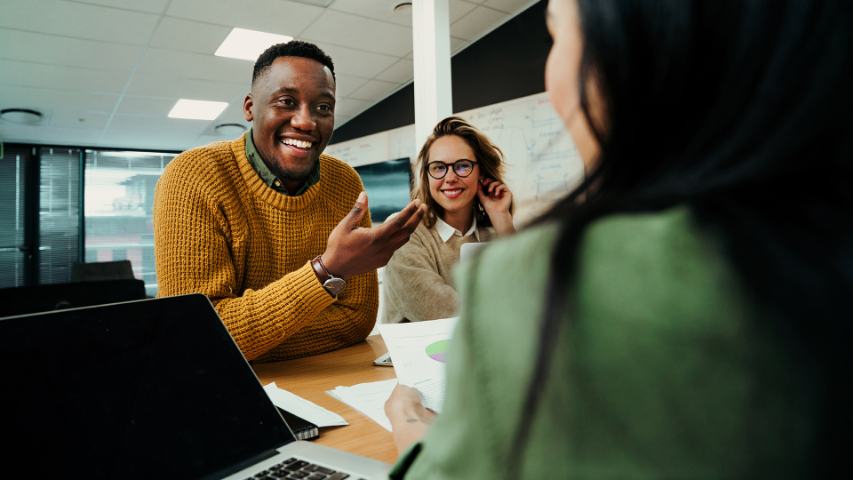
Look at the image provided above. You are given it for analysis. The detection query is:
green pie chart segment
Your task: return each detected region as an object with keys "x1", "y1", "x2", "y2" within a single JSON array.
[{"x1": 425, "y1": 339, "x2": 450, "y2": 363}]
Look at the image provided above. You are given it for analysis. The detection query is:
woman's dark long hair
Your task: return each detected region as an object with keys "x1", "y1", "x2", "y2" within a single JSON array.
[{"x1": 511, "y1": 0, "x2": 852, "y2": 476}]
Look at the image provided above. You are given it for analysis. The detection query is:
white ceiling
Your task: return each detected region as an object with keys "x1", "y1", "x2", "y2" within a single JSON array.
[{"x1": 0, "y1": 0, "x2": 536, "y2": 152}]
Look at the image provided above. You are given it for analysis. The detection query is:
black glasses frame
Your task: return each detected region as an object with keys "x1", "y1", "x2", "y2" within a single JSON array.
[{"x1": 426, "y1": 159, "x2": 478, "y2": 180}]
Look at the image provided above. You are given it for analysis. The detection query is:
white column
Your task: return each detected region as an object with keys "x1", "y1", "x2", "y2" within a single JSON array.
[{"x1": 412, "y1": 0, "x2": 453, "y2": 155}]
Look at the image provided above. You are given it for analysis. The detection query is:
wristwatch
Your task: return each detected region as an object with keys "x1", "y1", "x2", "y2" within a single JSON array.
[{"x1": 311, "y1": 255, "x2": 346, "y2": 298}]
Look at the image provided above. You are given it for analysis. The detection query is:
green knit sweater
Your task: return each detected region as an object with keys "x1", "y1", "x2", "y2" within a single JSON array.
[{"x1": 393, "y1": 206, "x2": 818, "y2": 478}]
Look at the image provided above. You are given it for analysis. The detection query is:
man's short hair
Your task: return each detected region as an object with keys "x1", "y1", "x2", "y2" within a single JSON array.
[{"x1": 252, "y1": 40, "x2": 336, "y2": 84}]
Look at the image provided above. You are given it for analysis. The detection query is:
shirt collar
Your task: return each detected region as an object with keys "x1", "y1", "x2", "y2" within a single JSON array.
[
  {"x1": 244, "y1": 128, "x2": 320, "y2": 195},
  {"x1": 435, "y1": 216, "x2": 480, "y2": 243}
]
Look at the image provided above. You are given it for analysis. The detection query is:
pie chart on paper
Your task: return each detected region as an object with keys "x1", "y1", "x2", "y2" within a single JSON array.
[{"x1": 425, "y1": 339, "x2": 450, "y2": 363}]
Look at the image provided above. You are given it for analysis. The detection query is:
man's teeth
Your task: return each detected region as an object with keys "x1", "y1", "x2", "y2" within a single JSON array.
[{"x1": 281, "y1": 138, "x2": 313, "y2": 149}]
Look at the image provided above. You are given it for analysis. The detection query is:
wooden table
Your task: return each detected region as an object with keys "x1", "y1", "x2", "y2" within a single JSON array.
[{"x1": 253, "y1": 335, "x2": 398, "y2": 464}]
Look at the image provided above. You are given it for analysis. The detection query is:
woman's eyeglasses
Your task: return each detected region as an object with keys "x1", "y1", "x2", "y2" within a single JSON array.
[{"x1": 427, "y1": 159, "x2": 478, "y2": 180}]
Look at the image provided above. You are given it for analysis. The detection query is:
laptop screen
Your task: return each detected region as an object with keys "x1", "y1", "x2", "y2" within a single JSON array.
[{"x1": 0, "y1": 294, "x2": 294, "y2": 478}]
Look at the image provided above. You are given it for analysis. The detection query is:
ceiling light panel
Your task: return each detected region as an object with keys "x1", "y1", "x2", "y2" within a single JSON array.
[
  {"x1": 168, "y1": 99, "x2": 228, "y2": 120},
  {"x1": 215, "y1": 27, "x2": 293, "y2": 61}
]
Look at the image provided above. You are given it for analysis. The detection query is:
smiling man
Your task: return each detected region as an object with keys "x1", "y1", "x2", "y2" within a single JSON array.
[{"x1": 153, "y1": 41, "x2": 424, "y2": 361}]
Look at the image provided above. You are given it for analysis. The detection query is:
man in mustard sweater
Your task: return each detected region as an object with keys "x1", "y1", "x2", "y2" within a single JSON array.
[{"x1": 153, "y1": 41, "x2": 424, "y2": 361}]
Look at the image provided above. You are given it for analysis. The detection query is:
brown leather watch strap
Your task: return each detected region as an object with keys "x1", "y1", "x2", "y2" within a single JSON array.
[
  {"x1": 311, "y1": 255, "x2": 330, "y2": 283},
  {"x1": 311, "y1": 255, "x2": 346, "y2": 298}
]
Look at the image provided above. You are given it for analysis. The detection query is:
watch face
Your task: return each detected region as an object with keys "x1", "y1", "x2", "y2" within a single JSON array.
[{"x1": 323, "y1": 277, "x2": 346, "y2": 296}]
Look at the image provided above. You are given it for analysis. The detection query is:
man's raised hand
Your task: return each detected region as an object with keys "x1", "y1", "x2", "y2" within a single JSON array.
[{"x1": 321, "y1": 191, "x2": 426, "y2": 279}]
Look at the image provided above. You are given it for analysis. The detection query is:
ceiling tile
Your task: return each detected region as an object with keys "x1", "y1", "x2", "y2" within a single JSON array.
[
  {"x1": 291, "y1": 0, "x2": 335, "y2": 7},
  {"x1": 301, "y1": 10, "x2": 412, "y2": 57},
  {"x1": 328, "y1": 0, "x2": 412, "y2": 27},
  {"x1": 334, "y1": 97, "x2": 372, "y2": 118},
  {"x1": 102, "y1": 115, "x2": 215, "y2": 150},
  {"x1": 334, "y1": 114, "x2": 353, "y2": 129},
  {"x1": 65, "y1": 0, "x2": 170, "y2": 14},
  {"x1": 481, "y1": 0, "x2": 535, "y2": 14},
  {"x1": 311, "y1": 42, "x2": 398, "y2": 79},
  {"x1": 212, "y1": 103, "x2": 251, "y2": 127},
  {"x1": 0, "y1": 60, "x2": 129, "y2": 94},
  {"x1": 0, "y1": 85, "x2": 120, "y2": 112},
  {"x1": 106, "y1": 114, "x2": 213, "y2": 136},
  {"x1": 375, "y1": 58, "x2": 413, "y2": 84},
  {"x1": 451, "y1": 6, "x2": 508, "y2": 41},
  {"x1": 450, "y1": 1, "x2": 481, "y2": 22},
  {"x1": 149, "y1": 17, "x2": 232, "y2": 55},
  {"x1": 0, "y1": 29, "x2": 145, "y2": 71},
  {"x1": 166, "y1": 0, "x2": 323, "y2": 34},
  {"x1": 0, "y1": 123, "x2": 104, "y2": 146},
  {"x1": 329, "y1": 0, "x2": 478, "y2": 27},
  {"x1": 126, "y1": 74, "x2": 248, "y2": 102},
  {"x1": 138, "y1": 48, "x2": 249, "y2": 84},
  {"x1": 49, "y1": 110, "x2": 110, "y2": 130},
  {"x1": 98, "y1": 131, "x2": 197, "y2": 151},
  {"x1": 334, "y1": 74, "x2": 369, "y2": 98},
  {"x1": 349, "y1": 79, "x2": 399, "y2": 102},
  {"x1": 115, "y1": 96, "x2": 179, "y2": 117},
  {"x1": 0, "y1": 0, "x2": 160, "y2": 44},
  {"x1": 451, "y1": 36, "x2": 471, "y2": 54}
]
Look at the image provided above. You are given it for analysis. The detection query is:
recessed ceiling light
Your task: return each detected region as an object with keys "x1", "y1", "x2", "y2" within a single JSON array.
[
  {"x1": 214, "y1": 123, "x2": 248, "y2": 137},
  {"x1": 168, "y1": 99, "x2": 228, "y2": 120},
  {"x1": 393, "y1": 2, "x2": 412, "y2": 13},
  {"x1": 0, "y1": 108, "x2": 43, "y2": 125},
  {"x1": 215, "y1": 27, "x2": 294, "y2": 61}
]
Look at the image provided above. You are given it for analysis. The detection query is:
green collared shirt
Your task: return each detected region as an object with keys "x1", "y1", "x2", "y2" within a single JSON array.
[{"x1": 244, "y1": 129, "x2": 320, "y2": 195}]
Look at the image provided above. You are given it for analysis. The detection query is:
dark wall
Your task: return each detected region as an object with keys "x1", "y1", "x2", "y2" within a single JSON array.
[{"x1": 331, "y1": 0, "x2": 549, "y2": 144}]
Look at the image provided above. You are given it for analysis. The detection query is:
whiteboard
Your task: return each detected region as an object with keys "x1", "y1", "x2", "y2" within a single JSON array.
[{"x1": 325, "y1": 92, "x2": 584, "y2": 225}]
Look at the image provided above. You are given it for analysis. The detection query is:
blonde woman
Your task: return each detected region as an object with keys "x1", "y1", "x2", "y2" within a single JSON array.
[{"x1": 380, "y1": 117, "x2": 514, "y2": 323}]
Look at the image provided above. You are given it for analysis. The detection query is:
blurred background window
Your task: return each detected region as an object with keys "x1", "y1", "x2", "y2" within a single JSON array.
[{"x1": 84, "y1": 150, "x2": 176, "y2": 297}]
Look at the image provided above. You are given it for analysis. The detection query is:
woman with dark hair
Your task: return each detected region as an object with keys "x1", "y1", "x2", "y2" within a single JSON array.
[
  {"x1": 380, "y1": 116, "x2": 515, "y2": 323},
  {"x1": 385, "y1": 0, "x2": 852, "y2": 477}
]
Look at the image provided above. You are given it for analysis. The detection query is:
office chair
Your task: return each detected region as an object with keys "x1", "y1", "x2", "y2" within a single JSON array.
[
  {"x1": 71, "y1": 259, "x2": 135, "y2": 282},
  {"x1": 0, "y1": 278, "x2": 147, "y2": 317}
]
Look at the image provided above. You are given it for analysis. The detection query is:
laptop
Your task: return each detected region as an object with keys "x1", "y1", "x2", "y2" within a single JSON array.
[
  {"x1": 0, "y1": 294, "x2": 391, "y2": 479},
  {"x1": 0, "y1": 278, "x2": 147, "y2": 317}
]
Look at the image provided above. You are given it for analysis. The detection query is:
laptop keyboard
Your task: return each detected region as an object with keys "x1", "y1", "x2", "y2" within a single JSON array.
[{"x1": 244, "y1": 457, "x2": 365, "y2": 480}]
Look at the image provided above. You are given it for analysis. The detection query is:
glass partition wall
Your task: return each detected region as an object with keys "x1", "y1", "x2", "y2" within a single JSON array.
[
  {"x1": 84, "y1": 150, "x2": 176, "y2": 297},
  {"x1": 0, "y1": 145, "x2": 176, "y2": 296}
]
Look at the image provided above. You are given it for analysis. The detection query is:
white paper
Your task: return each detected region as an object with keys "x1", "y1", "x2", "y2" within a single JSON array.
[
  {"x1": 378, "y1": 317, "x2": 458, "y2": 412},
  {"x1": 263, "y1": 383, "x2": 348, "y2": 427},
  {"x1": 327, "y1": 379, "x2": 397, "y2": 431}
]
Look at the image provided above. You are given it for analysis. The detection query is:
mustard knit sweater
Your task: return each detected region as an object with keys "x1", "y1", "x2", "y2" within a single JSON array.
[{"x1": 153, "y1": 135, "x2": 378, "y2": 361}]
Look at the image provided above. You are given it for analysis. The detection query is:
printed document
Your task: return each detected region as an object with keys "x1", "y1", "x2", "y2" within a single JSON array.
[
  {"x1": 327, "y1": 379, "x2": 397, "y2": 431},
  {"x1": 378, "y1": 317, "x2": 458, "y2": 412},
  {"x1": 263, "y1": 383, "x2": 348, "y2": 427}
]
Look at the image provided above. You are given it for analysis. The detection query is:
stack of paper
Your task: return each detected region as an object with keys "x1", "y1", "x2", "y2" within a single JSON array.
[
  {"x1": 378, "y1": 317, "x2": 459, "y2": 412},
  {"x1": 327, "y1": 379, "x2": 398, "y2": 431},
  {"x1": 263, "y1": 383, "x2": 348, "y2": 427}
]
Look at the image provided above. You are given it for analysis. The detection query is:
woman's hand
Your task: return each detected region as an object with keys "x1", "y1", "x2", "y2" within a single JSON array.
[
  {"x1": 477, "y1": 178, "x2": 516, "y2": 235},
  {"x1": 385, "y1": 384, "x2": 437, "y2": 453}
]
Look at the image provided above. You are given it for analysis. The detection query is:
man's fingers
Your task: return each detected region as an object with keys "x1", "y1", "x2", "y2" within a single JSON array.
[
  {"x1": 345, "y1": 191, "x2": 368, "y2": 228},
  {"x1": 377, "y1": 199, "x2": 422, "y2": 236},
  {"x1": 392, "y1": 199, "x2": 422, "y2": 227},
  {"x1": 399, "y1": 204, "x2": 426, "y2": 233}
]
